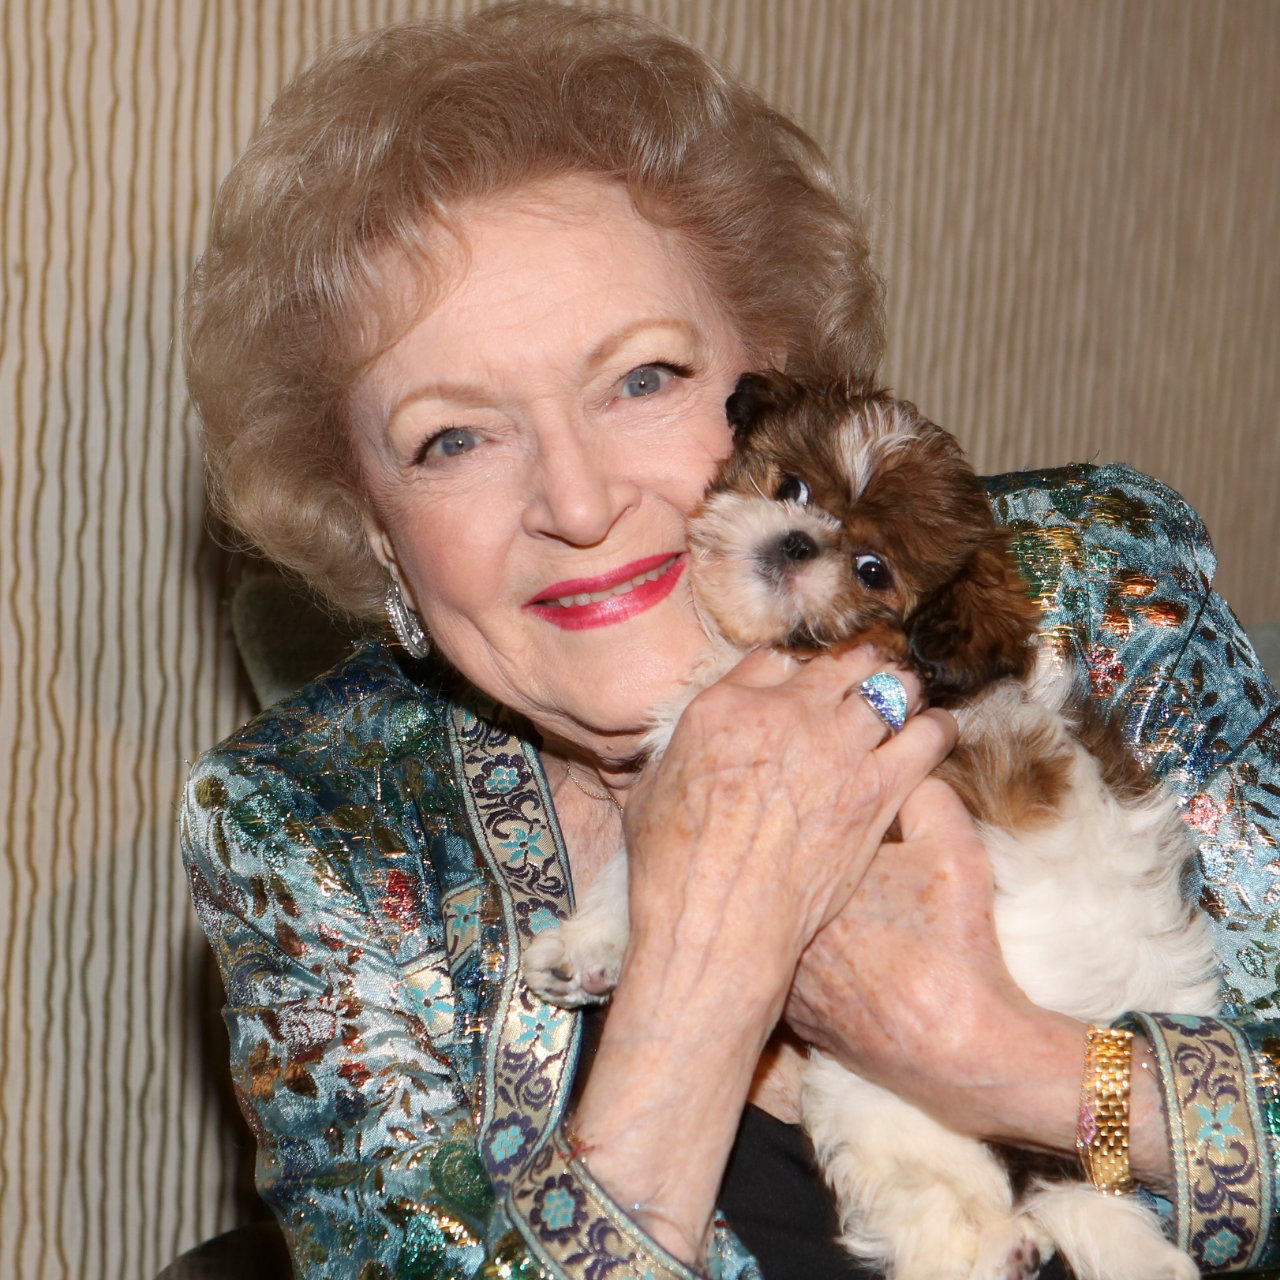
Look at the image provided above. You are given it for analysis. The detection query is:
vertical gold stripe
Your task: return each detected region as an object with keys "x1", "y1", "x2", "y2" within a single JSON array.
[
  {"x1": 1, "y1": 0, "x2": 35, "y2": 1271},
  {"x1": 60, "y1": 4, "x2": 99, "y2": 1276}
]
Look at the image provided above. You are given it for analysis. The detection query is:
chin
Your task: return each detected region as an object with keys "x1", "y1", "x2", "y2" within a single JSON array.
[
  {"x1": 526, "y1": 371, "x2": 1214, "y2": 1280},
  {"x1": 576, "y1": 638, "x2": 704, "y2": 740}
]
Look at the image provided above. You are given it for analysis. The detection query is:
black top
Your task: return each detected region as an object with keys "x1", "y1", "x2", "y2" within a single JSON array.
[
  {"x1": 719, "y1": 1102, "x2": 872, "y2": 1279},
  {"x1": 719, "y1": 1105, "x2": 1069, "y2": 1280}
]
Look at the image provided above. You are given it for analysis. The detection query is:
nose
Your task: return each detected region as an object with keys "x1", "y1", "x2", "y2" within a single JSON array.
[
  {"x1": 758, "y1": 529, "x2": 820, "y2": 577},
  {"x1": 779, "y1": 531, "x2": 819, "y2": 562},
  {"x1": 521, "y1": 412, "x2": 641, "y2": 546}
]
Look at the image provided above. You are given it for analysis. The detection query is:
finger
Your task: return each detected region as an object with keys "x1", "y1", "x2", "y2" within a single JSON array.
[
  {"x1": 895, "y1": 774, "x2": 972, "y2": 841},
  {"x1": 791, "y1": 645, "x2": 926, "y2": 716},
  {"x1": 721, "y1": 646, "x2": 806, "y2": 689},
  {"x1": 837, "y1": 670, "x2": 926, "y2": 746},
  {"x1": 869, "y1": 708, "x2": 959, "y2": 806}
]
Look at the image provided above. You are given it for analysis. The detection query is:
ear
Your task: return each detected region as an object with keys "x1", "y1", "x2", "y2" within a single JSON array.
[
  {"x1": 725, "y1": 369, "x2": 796, "y2": 441},
  {"x1": 905, "y1": 538, "x2": 1039, "y2": 699},
  {"x1": 362, "y1": 513, "x2": 420, "y2": 613}
]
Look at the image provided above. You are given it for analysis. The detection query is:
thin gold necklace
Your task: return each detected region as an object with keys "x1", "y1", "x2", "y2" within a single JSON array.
[{"x1": 565, "y1": 760, "x2": 621, "y2": 810}]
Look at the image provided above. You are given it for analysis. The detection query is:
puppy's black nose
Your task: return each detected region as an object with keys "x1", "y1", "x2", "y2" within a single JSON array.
[{"x1": 779, "y1": 531, "x2": 819, "y2": 562}]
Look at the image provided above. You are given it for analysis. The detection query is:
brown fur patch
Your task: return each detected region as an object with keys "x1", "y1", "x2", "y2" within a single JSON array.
[
  {"x1": 906, "y1": 540, "x2": 1042, "y2": 702},
  {"x1": 934, "y1": 721, "x2": 1076, "y2": 834},
  {"x1": 1069, "y1": 686, "x2": 1157, "y2": 805},
  {"x1": 826, "y1": 628, "x2": 909, "y2": 665}
]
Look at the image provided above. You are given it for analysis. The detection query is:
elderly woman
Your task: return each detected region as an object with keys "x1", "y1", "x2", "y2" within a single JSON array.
[{"x1": 181, "y1": 6, "x2": 1280, "y2": 1279}]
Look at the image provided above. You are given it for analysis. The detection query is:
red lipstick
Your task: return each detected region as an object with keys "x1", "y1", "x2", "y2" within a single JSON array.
[{"x1": 525, "y1": 552, "x2": 684, "y2": 631}]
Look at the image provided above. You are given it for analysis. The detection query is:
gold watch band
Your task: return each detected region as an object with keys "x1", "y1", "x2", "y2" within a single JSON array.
[{"x1": 1076, "y1": 1025, "x2": 1136, "y2": 1195}]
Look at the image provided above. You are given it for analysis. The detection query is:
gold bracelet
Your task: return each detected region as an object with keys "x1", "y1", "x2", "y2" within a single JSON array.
[{"x1": 1076, "y1": 1025, "x2": 1136, "y2": 1195}]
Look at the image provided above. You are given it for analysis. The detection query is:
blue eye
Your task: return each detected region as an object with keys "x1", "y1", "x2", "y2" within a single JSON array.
[
  {"x1": 620, "y1": 365, "x2": 672, "y2": 398},
  {"x1": 426, "y1": 428, "x2": 478, "y2": 458}
]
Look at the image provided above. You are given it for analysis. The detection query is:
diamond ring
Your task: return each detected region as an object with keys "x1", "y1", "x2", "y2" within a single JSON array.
[{"x1": 858, "y1": 672, "x2": 909, "y2": 734}]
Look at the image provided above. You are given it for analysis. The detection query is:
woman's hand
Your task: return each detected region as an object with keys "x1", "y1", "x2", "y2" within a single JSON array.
[
  {"x1": 572, "y1": 646, "x2": 957, "y2": 1263},
  {"x1": 785, "y1": 777, "x2": 1172, "y2": 1192},
  {"x1": 623, "y1": 648, "x2": 957, "y2": 996},
  {"x1": 785, "y1": 777, "x2": 1032, "y2": 1122}
]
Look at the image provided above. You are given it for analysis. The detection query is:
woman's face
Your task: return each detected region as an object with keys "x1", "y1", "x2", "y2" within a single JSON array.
[{"x1": 352, "y1": 176, "x2": 750, "y2": 762}]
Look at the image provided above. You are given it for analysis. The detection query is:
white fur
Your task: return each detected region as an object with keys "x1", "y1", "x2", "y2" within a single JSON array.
[
  {"x1": 802, "y1": 1054, "x2": 1052, "y2": 1280},
  {"x1": 522, "y1": 623, "x2": 1217, "y2": 1279},
  {"x1": 960, "y1": 661, "x2": 1220, "y2": 1023},
  {"x1": 834, "y1": 400, "x2": 923, "y2": 499},
  {"x1": 1022, "y1": 1180, "x2": 1197, "y2": 1280},
  {"x1": 522, "y1": 846, "x2": 631, "y2": 1007}
]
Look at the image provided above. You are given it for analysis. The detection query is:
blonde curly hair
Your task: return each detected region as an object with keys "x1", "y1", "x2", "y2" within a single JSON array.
[{"x1": 183, "y1": 1, "x2": 884, "y2": 618}]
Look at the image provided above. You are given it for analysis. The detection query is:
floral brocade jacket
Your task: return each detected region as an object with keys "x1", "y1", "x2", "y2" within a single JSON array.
[{"x1": 183, "y1": 464, "x2": 1280, "y2": 1280}]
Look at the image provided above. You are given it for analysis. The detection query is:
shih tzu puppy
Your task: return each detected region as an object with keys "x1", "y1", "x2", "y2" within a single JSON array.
[{"x1": 523, "y1": 372, "x2": 1217, "y2": 1280}]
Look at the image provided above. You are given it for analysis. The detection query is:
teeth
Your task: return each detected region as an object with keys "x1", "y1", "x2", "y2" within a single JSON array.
[{"x1": 550, "y1": 556, "x2": 676, "y2": 608}]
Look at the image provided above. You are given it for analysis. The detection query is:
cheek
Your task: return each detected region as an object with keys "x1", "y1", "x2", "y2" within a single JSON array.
[
  {"x1": 390, "y1": 491, "x2": 517, "y2": 631},
  {"x1": 652, "y1": 406, "x2": 735, "y2": 514}
]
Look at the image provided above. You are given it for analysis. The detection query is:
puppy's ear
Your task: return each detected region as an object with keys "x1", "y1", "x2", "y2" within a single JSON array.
[
  {"x1": 725, "y1": 370, "x2": 795, "y2": 441},
  {"x1": 906, "y1": 538, "x2": 1039, "y2": 699}
]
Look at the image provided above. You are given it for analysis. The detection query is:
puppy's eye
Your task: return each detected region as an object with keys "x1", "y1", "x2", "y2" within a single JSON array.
[
  {"x1": 775, "y1": 474, "x2": 810, "y2": 505},
  {"x1": 854, "y1": 553, "x2": 892, "y2": 590}
]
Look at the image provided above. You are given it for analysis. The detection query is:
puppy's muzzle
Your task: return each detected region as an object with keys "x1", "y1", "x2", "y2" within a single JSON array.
[{"x1": 758, "y1": 529, "x2": 820, "y2": 576}]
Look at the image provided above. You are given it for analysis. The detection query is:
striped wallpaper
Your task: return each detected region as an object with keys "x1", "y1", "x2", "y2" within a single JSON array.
[{"x1": 0, "y1": 2, "x2": 1276, "y2": 1276}]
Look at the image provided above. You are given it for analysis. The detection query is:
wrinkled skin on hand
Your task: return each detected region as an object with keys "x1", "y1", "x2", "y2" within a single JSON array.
[
  {"x1": 620, "y1": 650, "x2": 959, "y2": 992},
  {"x1": 785, "y1": 779, "x2": 1030, "y2": 1126}
]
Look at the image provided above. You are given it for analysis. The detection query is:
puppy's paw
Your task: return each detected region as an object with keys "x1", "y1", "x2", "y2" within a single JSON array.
[
  {"x1": 1024, "y1": 1178, "x2": 1198, "y2": 1280},
  {"x1": 972, "y1": 1217, "x2": 1051, "y2": 1280},
  {"x1": 522, "y1": 930, "x2": 599, "y2": 1007},
  {"x1": 522, "y1": 925, "x2": 621, "y2": 1008}
]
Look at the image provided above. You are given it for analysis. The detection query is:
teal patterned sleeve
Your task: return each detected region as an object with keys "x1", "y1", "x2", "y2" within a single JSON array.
[
  {"x1": 181, "y1": 646, "x2": 761, "y2": 1280},
  {"x1": 989, "y1": 462, "x2": 1280, "y2": 1273},
  {"x1": 181, "y1": 677, "x2": 504, "y2": 1279}
]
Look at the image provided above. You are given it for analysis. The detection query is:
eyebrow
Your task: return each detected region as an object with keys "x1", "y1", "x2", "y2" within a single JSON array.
[
  {"x1": 380, "y1": 317, "x2": 706, "y2": 422},
  {"x1": 380, "y1": 378, "x2": 493, "y2": 422},
  {"x1": 582, "y1": 317, "x2": 705, "y2": 373}
]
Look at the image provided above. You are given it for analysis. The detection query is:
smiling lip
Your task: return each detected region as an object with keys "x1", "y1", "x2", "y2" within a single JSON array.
[{"x1": 525, "y1": 553, "x2": 684, "y2": 631}]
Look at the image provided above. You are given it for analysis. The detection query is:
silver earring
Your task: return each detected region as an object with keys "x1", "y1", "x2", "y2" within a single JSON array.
[{"x1": 385, "y1": 581, "x2": 430, "y2": 658}]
